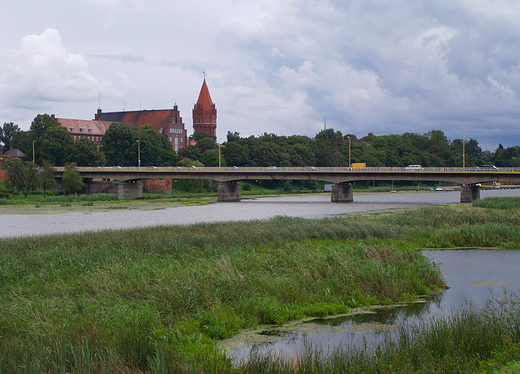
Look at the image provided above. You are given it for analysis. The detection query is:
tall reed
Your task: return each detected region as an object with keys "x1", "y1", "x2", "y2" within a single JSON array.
[
  {"x1": 0, "y1": 215, "x2": 443, "y2": 372},
  {"x1": 1, "y1": 200, "x2": 518, "y2": 372}
]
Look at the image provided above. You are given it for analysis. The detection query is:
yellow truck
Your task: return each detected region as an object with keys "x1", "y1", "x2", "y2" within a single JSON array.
[{"x1": 351, "y1": 163, "x2": 367, "y2": 168}]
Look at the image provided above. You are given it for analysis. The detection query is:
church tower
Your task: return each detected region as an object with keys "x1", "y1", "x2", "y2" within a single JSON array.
[{"x1": 192, "y1": 79, "x2": 217, "y2": 137}]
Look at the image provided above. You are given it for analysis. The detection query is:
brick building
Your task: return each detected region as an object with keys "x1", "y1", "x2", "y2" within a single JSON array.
[
  {"x1": 55, "y1": 79, "x2": 216, "y2": 153},
  {"x1": 52, "y1": 116, "x2": 112, "y2": 148},
  {"x1": 94, "y1": 104, "x2": 188, "y2": 153},
  {"x1": 193, "y1": 79, "x2": 217, "y2": 137}
]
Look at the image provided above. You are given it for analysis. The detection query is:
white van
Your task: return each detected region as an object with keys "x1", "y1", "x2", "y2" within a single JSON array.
[{"x1": 405, "y1": 165, "x2": 422, "y2": 171}]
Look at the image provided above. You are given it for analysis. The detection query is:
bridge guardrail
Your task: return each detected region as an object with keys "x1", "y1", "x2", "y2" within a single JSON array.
[{"x1": 54, "y1": 166, "x2": 520, "y2": 173}]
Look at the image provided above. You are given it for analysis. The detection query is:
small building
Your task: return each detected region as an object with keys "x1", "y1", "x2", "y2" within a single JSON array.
[
  {"x1": 0, "y1": 148, "x2": 26, "y2": 180},
  {"x1": 0, "y1": 148, "x2": 26, "y2": 164}
]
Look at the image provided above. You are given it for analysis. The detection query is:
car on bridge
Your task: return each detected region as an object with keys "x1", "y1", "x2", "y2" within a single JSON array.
[
  {"x1": 480, "y1": 165, "x2": 498, "y2": 171},
  {"x1": 405, "y1": 165, "x2": 423, "y2": 171}
]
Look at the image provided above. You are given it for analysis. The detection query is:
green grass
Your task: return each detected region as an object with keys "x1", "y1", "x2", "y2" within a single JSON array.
[
  {"x1": 0, "y1": 192, "x2": 119, "y2": 205},
  {"x1": 473, "y1": 196, "x2": 520, "y2": 210},
  {"x1": 0, "y1": 197, "x2": 519, "y2": 372},
  {"x1": 0, "y1": 216, "x2": 442, "y2": 372}
]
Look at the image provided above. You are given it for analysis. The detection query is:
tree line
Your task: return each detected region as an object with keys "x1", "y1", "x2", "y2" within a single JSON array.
[
  {"x1": 182, "y1": 129, "x2": 520, "y2": 169},
  {"x1": 2, "y1": 114, "x2": 520, "y2": 169}
]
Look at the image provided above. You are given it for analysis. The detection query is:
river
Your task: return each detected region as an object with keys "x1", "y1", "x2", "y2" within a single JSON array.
[{"x1": 1, "y1": 188, "x2": 518, "y2": 238}]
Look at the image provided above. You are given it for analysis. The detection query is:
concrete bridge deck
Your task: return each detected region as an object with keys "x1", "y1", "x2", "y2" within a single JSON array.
[{"x1": 54, "y1": 166, "x2": 520, "y2": 203}]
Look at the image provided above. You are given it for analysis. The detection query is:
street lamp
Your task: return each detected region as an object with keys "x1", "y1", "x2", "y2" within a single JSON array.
[
  {"x1": 218, "y1": 138, "x2": 222, "y2": 169},
  {"x1": 347, "y1": 136, "x2": 351, "y2": 167},
  {"x1": 136, "y1": 139, "x2": 141, "y2": 167},
  {"x1": 463, "y1": 134, "x2": 466, "y2": 170},
  {"x1": 32, "y1": 140, "x2": 37, "y2": 164}
]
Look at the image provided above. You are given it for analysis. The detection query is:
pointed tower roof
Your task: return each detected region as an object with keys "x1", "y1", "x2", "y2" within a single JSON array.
[{"x1": 196, "y1": 79, "x2": 214, "y2": 110}]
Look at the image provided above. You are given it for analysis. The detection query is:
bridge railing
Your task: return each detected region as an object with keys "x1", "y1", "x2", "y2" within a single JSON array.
[{"x1": 54, "y1": 166, "x2": 520, "y2": 173}]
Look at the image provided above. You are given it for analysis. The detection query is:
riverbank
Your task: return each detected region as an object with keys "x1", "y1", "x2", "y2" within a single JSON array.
[
  {"x1": 0, "y1": 189, "x2": 443, "y2": 216},
  {"x1": 1, "y1": 201, "x2": 519, "y2": 373}
]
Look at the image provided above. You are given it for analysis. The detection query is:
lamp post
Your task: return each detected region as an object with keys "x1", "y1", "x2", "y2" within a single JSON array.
[
  {"x1": 347, "y1": 136, "x2": 351, "y2": 167},
  {"x1": 463, "y1": 134, "x2": 466, "y2": 170},
  {"x1": 136, "y1": 139, "x2": 141, "y2": 168},
  {"x1": 218, "y1": 138, "x2": 222, "y2": 169},
  {"x1": 32, "y1": 140, "x2": 36, "y2": 164}
]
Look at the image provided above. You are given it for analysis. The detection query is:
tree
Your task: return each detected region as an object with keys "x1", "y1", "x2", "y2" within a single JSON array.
[
  {"x1": 9, "y1": 131, "x2": 30, "y2": 154},
  {"x1": 2, "y1": 157, "x2": 24, "y2": 196},
  {"x1": 2, "y1": 157, "x2": 40, "y2": 197},
  {"x1": 62, "y1": 162, "x2": 85, "y2": 194},
  {"x1": 195, "y1": 137, "x2": 218, "y2": 154},
  {"x1": 138, "y1": 125, "x2": 178, "y2": 166},
  {"x1": 178, "y1": 144, "x2": 201, "y2": 161},
  {"x1": 69, "y1": 137, "x2": 105, "y2": 166},
  {"x1": 37, "y1": 125, "x2": 74, "y2": 165},
  {"x1": 178, "y1": 158, "x2": 204, "y2": 167},
  {"x1": 226, "y1": 131, "x2": 241, "y2": 142},
  {"x1": 289, "y1": 143, "x2": 316, "y2": 166},
  {"x1": 223, "y1": 141, "x2": 249, "y2": 166},
  {"x1": 201, "y1": 148, "x2": 225, "y2": 167},
  {"x1": 40, "y1": 160, "x2": 57, "y2": 197},
  {"x1": 190, "y1": 131, "x2": 216, "y2": 142},
  {"x1": 1, "y1": 122, "x2": 20, "y2": 151},
  {"x1": 313, "y1": 129, "x2": 346, "y2": 167},
  {"x1": 101, "y1": 123, "x2": 139, "y2": 166},
  {"x1": 250, "y1": 142, "x2": 286, "y2": 166},
  {"x1": 27, "y1": 114, "x2": 59, "y2": 162}
]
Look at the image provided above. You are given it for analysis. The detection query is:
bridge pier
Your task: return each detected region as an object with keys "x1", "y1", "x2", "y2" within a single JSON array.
[
  {"x1": 331, "y1": 183, "x2": 354, "y2": 203},
  {"x1": 218, "y1": 182, "x2": 241, "y2": 202},
  {"x1": 460, "y1": 184, "x2": 480, "y2": 203},
  {"x1": 117, "y1": 181, "x2": 143, "y2": 200}
]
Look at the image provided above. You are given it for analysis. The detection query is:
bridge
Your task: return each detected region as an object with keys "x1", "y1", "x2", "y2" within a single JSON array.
[{"x1": 54, "y1": 166, "x2": 520, "y2": 203}]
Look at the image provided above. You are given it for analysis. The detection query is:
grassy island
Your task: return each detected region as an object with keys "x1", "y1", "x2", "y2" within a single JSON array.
[{"x1": 1, "y1": 199, "x2": 520, "y2": 373}]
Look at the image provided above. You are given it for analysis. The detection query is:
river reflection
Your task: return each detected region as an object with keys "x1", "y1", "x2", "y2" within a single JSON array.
[{"x1": 224, "y1": 250, "x2": 520, "y2": 362}]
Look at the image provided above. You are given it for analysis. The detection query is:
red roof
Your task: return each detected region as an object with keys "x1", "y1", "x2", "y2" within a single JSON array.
[
  {"x1": 196, "y1": 80, "x2": 214, "y2": 110},
  {"x1": 56, "y1": 118, "x2": 112, "y2": 135},
  {"x1": 96, "y1": 109, "x2": 183, "y2": 131}
]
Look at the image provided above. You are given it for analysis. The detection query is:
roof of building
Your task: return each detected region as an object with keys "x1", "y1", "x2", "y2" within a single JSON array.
[
  {"x1": 195, "y1": 79, "x2": 214, "y2": 110},
  {"x1": 55, "y1": 118, "x2": 112, "y2": 135},
  {"x1": 96, "y1": 109, "x2": 181, "y2": 130},
  {"x1": 3, "y1": 148, "x2": 25, "y2": 158}
]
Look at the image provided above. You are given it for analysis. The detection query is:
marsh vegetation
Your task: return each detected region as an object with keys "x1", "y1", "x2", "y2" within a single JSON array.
[{"x1": 1, "y1": 198, "x2": 519, "y2": 372}]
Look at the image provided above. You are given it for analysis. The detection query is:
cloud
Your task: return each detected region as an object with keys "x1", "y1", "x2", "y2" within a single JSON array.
[
  {"x1": 2, "y1": 1, "x2": 520, "y2": 151},
  {"x1": 0, "y1": 28, "x2": 122, "y2": 110},
  {"x1": 209, "y1": 0, "x2": 520, "y2": 149}
]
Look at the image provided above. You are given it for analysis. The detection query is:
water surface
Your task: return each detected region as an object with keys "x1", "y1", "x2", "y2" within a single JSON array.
[{"x1": 1, "y1": 189, "x2": 518, "y2": 238}]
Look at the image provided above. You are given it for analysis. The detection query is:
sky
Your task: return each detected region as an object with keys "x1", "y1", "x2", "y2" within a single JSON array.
[{"x1": 1, "y1": 0, "x2": 520, "y2": 152}]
